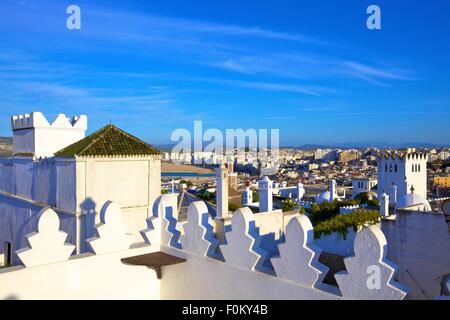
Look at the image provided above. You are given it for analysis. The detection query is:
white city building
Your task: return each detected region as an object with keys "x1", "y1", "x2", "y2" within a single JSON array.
[{"x1": 352, "y1": 177, "x2": 377, "y2": 199}]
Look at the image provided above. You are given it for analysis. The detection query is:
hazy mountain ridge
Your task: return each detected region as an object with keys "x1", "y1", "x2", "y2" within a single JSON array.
[{"x1": 285, "y1": 142, "x2": 450, "y2": 150}]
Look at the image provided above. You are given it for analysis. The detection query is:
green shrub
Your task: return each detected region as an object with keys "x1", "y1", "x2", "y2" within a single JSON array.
[
  {"x1": 354, "y1": 192, "x2": 369, "y2": 203},
  {"x1": 314, "y1": 209, "x2": 380, "y2": 239},
  {"x1": 298, "y1": 206, "x2": 306, "y2": 215},
  {"x1": 365, "y1": 199, "x2": 380, "y2": 207},
  {"x1": 228, "y1": 202, "x2": 242, "y2": 212},
  {"x1": 281, "y1": 199, "x2": 298, "y2": 212},
  {"x1": 308, "y1": 199, "x2": 359, "y2": 225},
  {"x1": 354, "y1": 192, "x2": 379, "y2": 207},
  {"x1": 252, "y1": 190, "x2": 260, "y2": 202},
  {"x1": 180, "y1": 179, "x2": 193, "y2": 187}
]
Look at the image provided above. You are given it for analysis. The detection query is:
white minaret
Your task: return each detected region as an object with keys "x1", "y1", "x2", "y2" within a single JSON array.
[
  {"x1": 242, "y1": 183, "x2": 253, "y2": 206},
  {"x1": 216, "y1": 162, "x2": 229, "y2": 219},
  {"x1": 259, "y1": 176, "x2": 273, "y2": 213},
  {"x1": 330, "y1": 179, "x2": 337, "y2": 203},
  {"x1": 390, "y1": 183, "x2": 398, "y2": 204},
  {"x1": 380, "y1": 192, "x2": 390, "y2": 217},
  {"x1": 297, "y1": 182, "x2": 305, "y2": 202}
]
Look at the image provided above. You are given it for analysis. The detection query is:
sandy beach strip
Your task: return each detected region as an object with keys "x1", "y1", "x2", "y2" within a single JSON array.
[{"x1": 161, "y1": 161, "x2": 215, "y2": 174}]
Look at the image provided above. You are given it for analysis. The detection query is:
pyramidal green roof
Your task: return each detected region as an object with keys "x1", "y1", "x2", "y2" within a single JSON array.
[{"x1": 55, "y1": 124, "x2": 160, "y2": 157}]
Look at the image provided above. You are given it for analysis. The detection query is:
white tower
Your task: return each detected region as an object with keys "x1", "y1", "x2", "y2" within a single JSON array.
[
  {"x1": 329, "y1": 179, "x2": 337, "y2": 203},
  {"x1": 297, "y1": 182, "x2": 305, "y2": 202},
  {"x1": 377, "y1": 151, "x2": 427, "y2": 202},
  {"x1": 380, "y1": 192, "x2": 390, "y2": 217},
  {"x1": 11, "y1": 112, "x2": 87, "y2": 158},
  {"x1": 259, "y1": 176, "x2": 273, "y2": 213},
  {"x1": 216, "y1": 162, "x2": 229, "y2": 219},
  {"x1": 242, "y1": 184, "x2": 253, "y2": 206},
  {"x1": 390, "y1": 183, "x2": 398, "y2": 205}
]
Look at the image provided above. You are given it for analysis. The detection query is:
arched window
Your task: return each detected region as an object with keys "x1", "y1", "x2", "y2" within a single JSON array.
[
  {"x1": 418, "y1": 164, "x2": 421, "y2": 172},
  {"x1": 412, "y1": 164, "x2": 415, "y2": 172},
  {"x1": 395, "y1": 164, "x2": 397, "y2": 172},
  {"x1": 385, "y1": 164, "x2": 388, "y2": 172},
  {"x1": 390, "y1": 164, "x2": 393, "y2": 172}
]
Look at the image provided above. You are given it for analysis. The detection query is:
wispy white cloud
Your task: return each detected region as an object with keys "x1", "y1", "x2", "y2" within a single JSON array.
[
  {"x1": 201, "y1": 78, "x2": 334, "y2": 96},
  {"x1": 213, "y1": 60, "x2": 253, "y2": 74},
  {"x1": 340, "y1": 61, "x2": 416, "y2": 85}
]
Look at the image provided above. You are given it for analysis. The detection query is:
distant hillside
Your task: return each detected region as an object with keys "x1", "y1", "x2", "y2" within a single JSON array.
[{"x1": 0, "y1": 137, "x2": 12, "y2": 158}]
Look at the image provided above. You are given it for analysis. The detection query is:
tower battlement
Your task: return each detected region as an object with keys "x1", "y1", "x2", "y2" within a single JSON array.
[
  {"x1": 11, "y1": 112, "x2": 87, "y2": 131},
  {"x1": 377, "y1": 150, "x2": 427, "y2": 162},
  {"x1": 10, "y1": 111, "x2": 88, "y2": 158}
]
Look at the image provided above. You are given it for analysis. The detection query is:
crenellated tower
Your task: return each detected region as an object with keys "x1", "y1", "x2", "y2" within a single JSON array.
[
  {"x1": 376, "y1": 150, "x2": 427, "y2": 203},
  {"x1": 11, "y1": 112, "x2": 87, "y2": 158}
]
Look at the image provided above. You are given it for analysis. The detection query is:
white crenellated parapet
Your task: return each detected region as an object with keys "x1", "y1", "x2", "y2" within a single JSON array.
[
  {"x1": 220, "y1": 207, "x2": 268, "y2": 272},
  {"x1": 299, "y1": 201, "x2": 312, "y2": 209},
  {"x1": 271, "y1": 215, "x2": 329, "y2": 288},
  {"x1": 11, "y1": 112, "x2": 87, "y2": 131},
  {"x1": 87, "y1": 201, "x2": 133, "y2": 254},
  {"x1": 339, "y1": 205, "x2": 361, "y2": 214},
  {"x1": 180, "y1": 201, "x2": 220, "y2": 258},
  {"x1": 141, "y1": 193, "x2": 181, "y2": 248},
  {"x1": 428, "y1": 197, "x2": 450, "y2": 203},
  {"x1": 334, "y1": 225, "x2": 409, "y2": 300},
  {"x1": 16, "y1": 207, "x2": 75, "y2": 268}
]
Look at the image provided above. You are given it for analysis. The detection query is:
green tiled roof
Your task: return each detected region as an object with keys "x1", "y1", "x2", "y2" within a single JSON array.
[{"x1": 55, "y1": 124, "x2": 160, "y2": 157}]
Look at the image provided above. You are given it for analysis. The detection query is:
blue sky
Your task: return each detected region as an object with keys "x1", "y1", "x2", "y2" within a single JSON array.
[{"x1": 0, "y1": 0, "x2": 449, "y2": 146}]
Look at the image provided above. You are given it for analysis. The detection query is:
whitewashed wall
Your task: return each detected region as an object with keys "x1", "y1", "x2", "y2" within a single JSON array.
[
  {"x1": 0, "y1": 155, "x2": 161, "y2": 256},
  {"x1": 0, "y1": 198, "x2": 409, "y2": 300},
  {"x1": 0, "y1": 194, "x2": 77, "y2": 266},
  {"x1": 160, "y1": 246, "x2": 340, "y2": 300},
  {"x1": 252, "y1": 210, "x2": 298, "y2": 268},
  {"x1": 0, "y1": 159, "x2": 14, "y2": 194},
  {"x1": 382, "y1": 211, "x2": 450, "y2": 300},
  {"x1": 77, "y1": 157, "x2": 161, "y2": 244},
  {"x1": 0, "y1": 246, "x2": 160, "y2": 300},
  {"x1": 0, "y1": 158, "x2": 59, "y2": 206}
]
